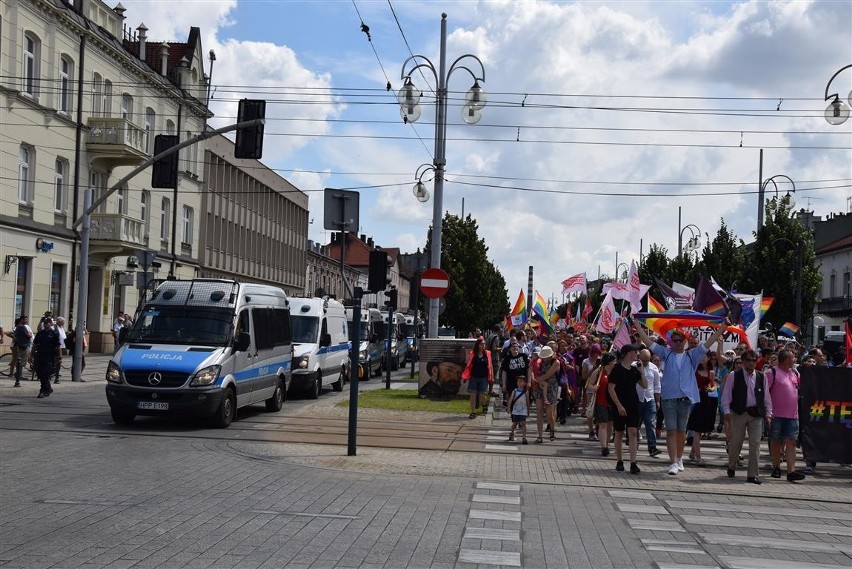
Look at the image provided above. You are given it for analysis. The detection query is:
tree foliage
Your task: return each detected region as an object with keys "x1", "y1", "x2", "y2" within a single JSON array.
[{"x1": 425, "y1": 213, "x2": 509, "y2": 335}]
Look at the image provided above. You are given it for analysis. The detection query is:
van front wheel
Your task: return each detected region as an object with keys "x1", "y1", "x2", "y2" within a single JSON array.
[
  {"x1": 111, "y1": 408, "x2": 135, "y2": 425},
  {"x1": 213, "y1": 388, "x2": 236, "y2": 428},
  {"x1": 307, "y1": 371, "x2": 321, "y2": 399},
  {"x1": 266, "y1": 378, "x2": 285, "y2": 412},
  {"x1": 332, "y1": 368, "x2": 345, "y2": 392}
]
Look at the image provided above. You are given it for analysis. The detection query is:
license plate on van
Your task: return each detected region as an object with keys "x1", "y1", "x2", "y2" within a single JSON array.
[{"x1": 137, "y1": 401, "x2": 169, "y2": 411}]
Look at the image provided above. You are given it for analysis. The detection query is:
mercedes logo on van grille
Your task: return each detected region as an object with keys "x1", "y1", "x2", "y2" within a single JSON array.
[{"x1": 148, "y1": 372, "x2": 163, "y2": 386}]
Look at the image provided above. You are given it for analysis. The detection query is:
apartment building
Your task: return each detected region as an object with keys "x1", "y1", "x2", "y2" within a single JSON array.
[
  {"x1": 0, "y1": 0, "x2": 209, "y2": 351},
  {"x1": 304, "y1": 240, "x2": 366, "y2": 301},
  {"x1": 199, "y1": 134, "x2": 309, "y2": 297}
]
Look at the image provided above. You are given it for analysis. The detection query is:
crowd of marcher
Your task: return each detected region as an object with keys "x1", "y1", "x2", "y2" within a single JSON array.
[{"x1": 473, "y1": 319, "x2": 846, "y2": 482}]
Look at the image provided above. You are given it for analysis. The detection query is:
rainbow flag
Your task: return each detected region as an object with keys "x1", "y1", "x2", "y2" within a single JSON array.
[
  {"x1": 634, "y1": 309, "x2": 725, "y2": 342},
  {"x1": 778, "y1": 322, "x2": 800, "y2": 337},
  {"x1": 533, "y1": 291, "x2": 552, "y2": 332},
  {"x1": 643, "y1": 296, "x2": 667, "y2": 337},
  {"x1": 508, "y1": 289, "x2": 527, "y2": 328},
  {"x1": 760, "y1": 297, "x2": 774, "y2": 318}
]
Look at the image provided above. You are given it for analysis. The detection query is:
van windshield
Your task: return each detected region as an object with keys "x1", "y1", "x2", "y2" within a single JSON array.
[
  {"x1": 126, "y1": 306, "x2": 234, "y2": 345},
  {"x1": 291, "y1": 315, "x2": 319, "y2": 343},
  {"x1": 349, "y1": 322, "x2": 370, "y2": 340},
  {"x1": 401, "y1": 324, "x2": 416, "y2": 337}
]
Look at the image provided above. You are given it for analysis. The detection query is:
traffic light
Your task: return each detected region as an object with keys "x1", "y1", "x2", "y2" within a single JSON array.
[
  {"x1": 368, "y1": 250, "x2": 388, "y2": 293},
  {"x1": 234, "y1": 99, "x2": 266, "y2": 159},
  {"x1": 151, "y1": 135, "x2": 179, "y2": 188},
  {"x1": 384, "y1": 287, "x2": 398, "y2": 311}
]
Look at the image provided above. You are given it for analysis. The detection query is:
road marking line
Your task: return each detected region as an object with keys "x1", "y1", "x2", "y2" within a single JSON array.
[
  {"x1": 458, "y1": 550, "x2": 521, "y2": 566},
  {"x1": 645, "y1": 545, "x2": 708, "y2": 554},
  {"x1": 252, "y1": 510, "x2": 359, "y2": 519},
  {"x1": 666, "y1": 500, "x2": 852, "y2": 520},
  {"x1": 484, "y1": 444, "x2": 516, "y2": 451},
  {"x1": 476, "y1": 482, "x2": 520, "y2": 491},
  {"x1": 608, "y1": 490, "x2": 655, "y2": 500},
  {"x1": 463, "y1": 527, "x2": 521, "y2": 541},
  {"x1": 719, "y1": 557, "x2": 852, "y2": 569},
  {"x1": 472, "y1": 494, "x2": 521, "y2": 505},
  {"x1": 680, "y1": 515, "x2": 852, "y2": 536},
  {"x1": 617, "y1": 503, "x2": 668, "y2": 514},
  {"x1": 469, "y1": 509, "x2": 522, "y2": 522},
  {"x1": 699, "y1": 533, "x2": 851, "y2": 554},
  {"x1": 627, "y1": 519, "x2": 687, "y2": 532}
]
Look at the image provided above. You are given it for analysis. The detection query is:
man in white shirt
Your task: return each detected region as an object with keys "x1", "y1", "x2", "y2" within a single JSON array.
[{"x1": 636, "y1": 348, "x2": 662, "y2": 457}]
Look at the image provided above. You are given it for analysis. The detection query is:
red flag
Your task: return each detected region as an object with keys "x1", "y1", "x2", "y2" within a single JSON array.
[
  {"x1": 845, "y1": 320, "x2": 852, "y2": 366},
  {"x1": 582, "y1": 296, "x2": 592, "y2": 321}
]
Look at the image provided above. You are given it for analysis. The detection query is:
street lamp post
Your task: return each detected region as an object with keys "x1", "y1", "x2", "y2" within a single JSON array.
[
  {"x1": 757, "y1": 175, "x2": 797, "y2": 232},
  {"x1": 772, "y1": 237, "x2": 803, "y2": 335},
  {"x1": 398, "y1": 13, "x2": 486, "y2": 338},
  {"x1": 616, "y1": 262, "x2": 629, "y2": 282},
  {"x1": 677, "y1": 206, "x2": 701, "y2": 257},
  {"x1": 823, "y1": 63, "x2": 852, "y2": 125}
]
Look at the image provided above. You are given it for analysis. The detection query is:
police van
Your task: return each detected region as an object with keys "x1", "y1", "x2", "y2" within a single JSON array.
[
  {"x1": 289, "y1": 297, "x2": 350, "y2": 398},
  {"x1": 346, "y1": 307, "x2": 383, "y2": 378},
  {"x1": 378, "y1": 311, "x2": 405, "y2": 371},
  {"x1": 105, "y1": 279, "x2": 292, "y2": 428},
  {"x1": 400, "y1": 314, "x2": 423, "y2": 365}
]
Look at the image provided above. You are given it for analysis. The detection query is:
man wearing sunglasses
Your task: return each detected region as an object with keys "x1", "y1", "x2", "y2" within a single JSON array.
[{"x1": 634, "y1": 321, "x2": 727, "y2": 476}]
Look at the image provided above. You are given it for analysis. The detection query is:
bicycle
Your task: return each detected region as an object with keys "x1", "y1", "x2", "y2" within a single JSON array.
[{"x1": 0, "y1": 352, "x2": 36, "y2": 380}]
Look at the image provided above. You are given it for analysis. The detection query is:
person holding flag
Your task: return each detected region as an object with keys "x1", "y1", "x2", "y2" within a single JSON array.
[{"x1": 634, "y1": 318, "x2": 728, "y2": 476}]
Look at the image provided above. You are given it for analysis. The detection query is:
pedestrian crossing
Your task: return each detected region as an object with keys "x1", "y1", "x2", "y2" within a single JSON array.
[
  {"x1": 458, "y1": 482, "x2": 522, "y2": 567},
  {"x1": 606, "y1": 489, "x2": 852, "y2": 569}
]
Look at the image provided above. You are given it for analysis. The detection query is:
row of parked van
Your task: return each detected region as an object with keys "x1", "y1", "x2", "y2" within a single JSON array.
[{"x1": 104, "y1": 279, "x2": 420, "y2": 428}]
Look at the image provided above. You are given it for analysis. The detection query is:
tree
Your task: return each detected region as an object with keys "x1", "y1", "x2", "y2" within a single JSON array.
[
  {"x1": 695, "y1": 219, "x2": 746, "y2": 291},
  {"x1": 639, "y1": 243, "x2": 671, "y2": 303},
  {"x1": 424, "y1": 213, "x2": 509, "y2": 335},
  {"x1": 743, "y1": 196, "x2": 821, "y2": 330}
]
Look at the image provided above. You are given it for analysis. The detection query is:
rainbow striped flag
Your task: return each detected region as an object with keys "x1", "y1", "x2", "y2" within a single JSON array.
[
  {"x1": 760, "y1": 297, "x2": 774, "y2": 318},
  {"x1": 778, "y1": 322, "x2": 800, "y2": 337},
  {"x1": 533, "y1": 291, "x2": 552, "y2": 332},
  {"x1": 508, "y1": 289, "x2": 527, "y2": 328}
]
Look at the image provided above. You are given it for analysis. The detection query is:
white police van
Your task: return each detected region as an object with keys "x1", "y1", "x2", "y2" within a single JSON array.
[
  {"x1": 400, "y1": 314, "x2": 423, "y2": 365},
  {"x1": 378, "y1": 311, "x2": 405, "y2": 371},
  {"x1": 346, "y1": 307, "x2": 383, "y2": 378},
  {"x1": 105, "y1": 279, "x2": 292, "y2": 428},
  {"x1": 289, "y1": 297, "x2": 350, "y2": 398}
]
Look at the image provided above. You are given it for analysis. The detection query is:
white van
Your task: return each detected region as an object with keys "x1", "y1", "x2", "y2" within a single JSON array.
[
  {"x1": 346, "y1": 307, "x2": 383, "y2": 378},
  {"x1": 400, "y1": 314, "x2": 423, "y2": 365},
  {"x1": 289, "y1": 297, "x2": 350, "y2": 398},
  {"x1": 378, "y1": 311, "x2": 405, "y2": 371},
  {"x1": 105, "y1": 279, "x2": 292, "y2": 428}
]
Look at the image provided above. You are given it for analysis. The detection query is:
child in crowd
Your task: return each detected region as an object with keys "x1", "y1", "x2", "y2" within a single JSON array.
[{"x1": 508, "y1": 376, "x2": 529, "y2": 444}]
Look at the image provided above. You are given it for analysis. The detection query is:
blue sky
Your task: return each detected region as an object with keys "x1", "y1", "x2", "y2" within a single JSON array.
[{"x1": 120, "y1": 0, "x2": 852, "y2": 304}]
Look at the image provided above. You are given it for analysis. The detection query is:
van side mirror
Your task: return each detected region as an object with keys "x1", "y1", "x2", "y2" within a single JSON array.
[
  {"x1": 234, "y1": 331, "x2": 251, "y2": 352},
  {"x1": 370, "y1": 333, "x2": 378, "y2": 343},
  {"x1": 320, "y1": 333, "x2": 332, "y2": 347}
]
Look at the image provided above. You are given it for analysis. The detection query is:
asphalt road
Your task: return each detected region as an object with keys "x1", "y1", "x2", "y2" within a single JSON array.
[{"x1": 2, "y1": 357, "x2": 852, "y2": 568}]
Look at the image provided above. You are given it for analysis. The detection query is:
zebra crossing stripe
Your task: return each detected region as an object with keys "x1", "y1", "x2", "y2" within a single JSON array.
[
  {"x1": 680, "y1": 515, "x2": 852, "y2": 536},
  {"x1": 655, "y1": 564, "x2": 720, "y2": 569},
  {"x1": 458, "y1": 550, "x2": 521, "y2": 566},
  {"x1": 472, "y1": 494, "x2": 521, "y2": 505},
  {"x1": 699, "y1": 533, "x2": 851, "y2": 555},
  {"x1": 463, "y1": 527, "x2": 521, "y2": 541},
  {"x1": 719, "y1": 556, "x2": 852, "y2": 569},
  {"x1": 627, "y1": 519, "x2": 687, "y2": 532},
  {"x1": 666, "y1": 500, "x2": 852, "y2": 521},
  {"x1": 469, "y1": 509, "x2": 522, "y2": 522},
  {"x1": 617, "y1": 503, "x2": 668, "y2": 514},
  {"x1": 476, "y1": 482, "x2": 520, "y2": 491},
  {"x1": 608, "y1": 490, "x2": 654, "y2": 500}
]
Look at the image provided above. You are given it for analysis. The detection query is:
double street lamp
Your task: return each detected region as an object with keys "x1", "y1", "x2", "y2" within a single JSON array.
[
  {"x1": 823, "y1": 64, "x2": 852, "y2": 125},
  {"x1": 757, "y1": 174, "x2": 796, "y2": 231},
  {"x1": 398, "y1": 13, "x2": 486, "y2": 338}
]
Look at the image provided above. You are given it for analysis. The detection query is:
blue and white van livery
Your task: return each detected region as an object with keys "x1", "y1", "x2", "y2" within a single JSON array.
[
  {"x1": 289, "y1": 297, "x2": 350, "y2": 398},
  {"x1": 346, "y1": 307, "x2": 383, "y2": 378},
  {"x1": 400, "y1": 314, "x2": 423, "y2": 365},
  {"x1": 105, "y1": 279, "x2": 292, "y2": 428},
  {"x1": 378, "y1": 311, "x2": 405, "y2": 371}
]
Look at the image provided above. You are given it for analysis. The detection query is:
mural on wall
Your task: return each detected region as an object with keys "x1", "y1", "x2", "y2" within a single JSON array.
[{"x1": 418, "y1": 338, "x2": 475, "y2": 400}]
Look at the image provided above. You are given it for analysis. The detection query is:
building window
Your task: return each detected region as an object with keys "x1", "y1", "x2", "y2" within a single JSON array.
[
  {"x1": 160, "y1": 197, "x2": 170, "y2": 241},
  {"x1": 121, "y1": 93, "x2": 133, "y2": 122},
  {"x1": 54, "y1": 158, "x2": 68, "y2": 212},
  {"x1": 18, "y1": 145, "x2": 34, "y2": 204},
  {"x1": 165, "y1": 119, "x2": 175, "y2": 135},
  {"x1": 829, "y1": 273, "x2": 836, "y2": 298},
  {"x1": 92, "y1": 72, "x2": 102, "y2": 115},
  {"x1": 117, "y1": 188, "x2": 127, "y2": 215},
  {"x1": 844, "y1": 271, "x2": 851, "y2": 298},
  {"x1": 50, "y1": 264, "x2": 65, "y2": 316},
  {"x1": 141, "y1": 190, "x2": 150, "y2": 234},
  {"x1": 90, "y1": 170, "x2": 106, "y2": 213},
  {"x1": 144, "y1": 108, "x2": 155, "y2": 154},
  {"x1": 182, "y1": 205, "x2": 193, "y2": 244},
  {"x1": 15, "y1": 259, "x2": 31, "y2": 318},
  {"x1": 103, "y1": 79, "x2": 112, "y2": 115},
  {"x1": 59, "y1": 55, "x2": 73, "y2": 113},
  {"x1": 22, "y1": 32, "x2": 40, "y2": 97}
]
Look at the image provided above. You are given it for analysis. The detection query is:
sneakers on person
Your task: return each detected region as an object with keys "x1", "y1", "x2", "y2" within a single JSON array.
[
  {"x1": 667, "y1": 463, "x2": 679, "y2": 475},
  {"x1": 677, "y1": 459, "x2": 684, "y2": 472},
  {"x1": 14, "y1": 381, "x2": 21, "y2": 387},
  {"x1": 615, "y1": 460, "x2": 624, "y2": 472},
  {"x1": 771, "y1": 466, "x2": 782, "y2": 478},
  {"x1": 787, "y1": 471, "x2": 805, "y2": 482},
  {"x1": 601, "y1": 447, "x2": 610, "y2": 457},
  {"x1": 688, "y1": 450, "x2": 696, "y2": 461},
  {"x1": 695, "y1": 458, "x2": 706, "y2": 467},
  {"x1": 803, "y1": 465, "x2": 814, "y2": 475},
  {"x1": 649, "y1": 447, "x2": 662, "y2": 457},
  {"x1": 630, "y1": 462, "x2": 641, "y2": 474},
  {"x1": 727, "y1": 468, "x2": 735, "y2": 478}
]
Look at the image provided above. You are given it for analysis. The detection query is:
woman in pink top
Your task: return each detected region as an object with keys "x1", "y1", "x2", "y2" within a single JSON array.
[{"x1": 767, "y1": 349, "x2": 805, "y2": 482}]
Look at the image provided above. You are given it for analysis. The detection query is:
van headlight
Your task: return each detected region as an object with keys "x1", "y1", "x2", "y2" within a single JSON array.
[
  {"x1": 190, "y1": 365, "x2": 221, "y2": 386},
  {"x1": 106, "y1": 361, "x2": 122, "y2": 383},
  {"x1": 359, "y1": 349, "x2": 366, "y2": 362},
  {"x1": 298, "y1": 355, "x2": 309, "y2": 369}
]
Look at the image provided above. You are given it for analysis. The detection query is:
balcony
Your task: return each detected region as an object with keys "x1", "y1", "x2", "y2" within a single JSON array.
[
  {"x1": 89, "y1": 213, "x2": 147, "y2": 256},
  {"x1": 816, "y1": 296, "x2": 852, "y2": 315},
  {"x1": 86, "y1": 117, "x2": 148, "y2": 170}
]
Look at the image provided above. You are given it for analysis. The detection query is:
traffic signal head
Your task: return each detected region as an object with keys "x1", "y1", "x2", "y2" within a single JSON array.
[
  {"x1": 384, "y1": 288, "x2": 398, "y2": 311},
  {"x1": 368, "y1": 250, "x2": 388, "y2": 293},
  {"x1": 235, "y1": 99, "x2": 266, "y2": 159},
  {"x1": 151, "y1": 135, "x2": 180, "y2": 188}
]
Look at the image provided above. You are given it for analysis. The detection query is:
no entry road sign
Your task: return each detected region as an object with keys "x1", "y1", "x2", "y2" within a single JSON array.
[{"x1": 420, "y1": 268, "x2": 450, "y2": 299}]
